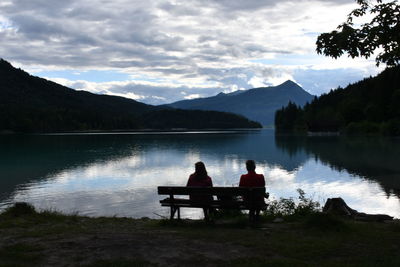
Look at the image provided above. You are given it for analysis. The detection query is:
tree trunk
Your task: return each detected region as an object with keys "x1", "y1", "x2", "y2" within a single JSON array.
[{"x1": 323, "y1": 198, "x2": 393, "y2": 222}]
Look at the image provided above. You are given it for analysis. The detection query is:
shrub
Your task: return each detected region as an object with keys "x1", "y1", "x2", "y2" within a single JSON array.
[
  {"x1": 1, "y1": 202, "x2": 36, "y2": 217},
  {"x1": 264, "y1": 189, "x2": 321, "y2": 218}
]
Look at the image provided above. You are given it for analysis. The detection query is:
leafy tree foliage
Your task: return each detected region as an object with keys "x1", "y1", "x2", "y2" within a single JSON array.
[
  {"x1": 316, "y1": 0, "x2": 400, "y2": 66},
  {"x1": 275, "y1": 65, "x2": 400, "y2": 135}
]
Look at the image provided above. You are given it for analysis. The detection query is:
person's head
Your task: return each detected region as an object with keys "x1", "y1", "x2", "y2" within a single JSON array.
[
  {"x1": 194, "y1": 161, "x2": 207, "y2": 177},
  {"x1": 246, "y1": 160, "x2": 256, "y2": 172}
]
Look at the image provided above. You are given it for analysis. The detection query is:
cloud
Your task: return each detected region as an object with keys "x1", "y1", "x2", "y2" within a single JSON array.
[
  {"x1": 0, "y1": 0, "x2": 380, "y2": 104},
  {"x1": 293, "y1": 67, "x2": 382, "y2": 95},
  {"x1": 47, "y1": 77, "x2": 227, "y2": 105}
]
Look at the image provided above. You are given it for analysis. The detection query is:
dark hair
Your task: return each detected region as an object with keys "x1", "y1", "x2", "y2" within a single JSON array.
[
  {"x1": 194, "y1": 161, "x2": 208, "y2": 178},
  {"x1": 246, "y1": 160, "x2": 256, "y2": 171}
]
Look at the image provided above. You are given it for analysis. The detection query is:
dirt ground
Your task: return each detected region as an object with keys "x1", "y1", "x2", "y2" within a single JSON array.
[
  {"x1": 0, "y1": 215, "x2": 268, "y2": 266},
  {"x1": 32, "y1": 230, "x2": 257, "y2": 266}
]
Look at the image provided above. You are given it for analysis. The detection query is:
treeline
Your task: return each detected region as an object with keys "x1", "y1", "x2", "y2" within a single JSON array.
[
  {"x1": 0, "y1": 106, "x2": 260, "y2": 133},
  {"x1": 275, "y1": 65, "x2": 400, "y2": 135},
  {"x1": 141, "y1": 109, "x2": 261, "y2": 129},
  {"x1": 0, "y1": 59, "x2": 261, "y2": 133}
]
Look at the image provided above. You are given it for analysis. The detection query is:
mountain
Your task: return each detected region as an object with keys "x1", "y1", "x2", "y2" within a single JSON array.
[
  {"x1": 275, "y1": 65, "x2": 400, "y2": 135},
  {"x1": 0, "y1": 59, "x2": 261, "y2": 133},
  {"x1": 167, "y1": 80, "x2": 314, "y2": 125}
]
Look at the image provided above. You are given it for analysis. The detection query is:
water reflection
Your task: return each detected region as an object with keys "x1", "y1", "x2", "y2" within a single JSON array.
[
  {"x1": 275, "y1": 135, "x2": 400, "y2": 197},
  {"x1": 1, "y1": 130, "x2": 399, "y2": 218}
]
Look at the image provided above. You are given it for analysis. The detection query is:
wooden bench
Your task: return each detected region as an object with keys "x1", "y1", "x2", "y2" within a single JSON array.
[{"x1": 157, "y1": 186, "x2": 268, "y2": 220}]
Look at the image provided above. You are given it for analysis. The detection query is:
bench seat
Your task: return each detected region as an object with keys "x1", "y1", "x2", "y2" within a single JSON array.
[{"x1": 158, "y1": 186, "x2": 268, "y2": 220}]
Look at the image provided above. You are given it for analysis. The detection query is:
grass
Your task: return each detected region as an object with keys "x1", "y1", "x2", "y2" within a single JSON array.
[
  {"x1": 0, "y1": 243, "x2": 44, "y2": 267},
  {"x1": 0, "y1": 203, "x2": 399, "y2": 266},
  {"x1": 83, "y1": 259, "x2": 156, "y2": 267},
  {"x1": 156, "y1": 213, "x2": 400, "y2": 266}
]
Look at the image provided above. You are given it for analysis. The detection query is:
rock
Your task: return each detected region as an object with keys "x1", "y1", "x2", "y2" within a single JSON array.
[{"x1": 273, "y1": 217, "x2": 284, "y2": 223}]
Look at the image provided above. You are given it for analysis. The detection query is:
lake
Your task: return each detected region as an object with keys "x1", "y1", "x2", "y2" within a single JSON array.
[{"x1": 1, "y1": 129, "x2": 399, "y2": 219}]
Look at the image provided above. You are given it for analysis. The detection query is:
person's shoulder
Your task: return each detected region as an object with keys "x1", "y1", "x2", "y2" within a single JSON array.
[
  {"x1": 188, "y1": 173, "x2": 196, "y2": 182},
  {"x1": 239, "y1": 173, "x2": 246, "y2": 180}
]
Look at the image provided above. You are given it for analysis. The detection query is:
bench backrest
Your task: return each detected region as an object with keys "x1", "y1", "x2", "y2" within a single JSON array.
[{"x1": 157, "y1": 186, "x2": 265, "y2": 197}]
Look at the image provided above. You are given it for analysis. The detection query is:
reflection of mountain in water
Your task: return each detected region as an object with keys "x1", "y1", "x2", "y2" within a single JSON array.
[
  {"x1": 0, "y1": 130, "x2": 309, "y2": 198},
  {"x1": 275, "y1": 135, "x2": 400, "y2": 197},
  {"x1": 168, "y1": 130, "x2": 309, "y2": 171}
]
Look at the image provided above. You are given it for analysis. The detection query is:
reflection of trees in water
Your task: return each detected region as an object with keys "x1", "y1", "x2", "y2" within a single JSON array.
[
  {"x1": 275, "y1": 135, "x2": 400, "y2": 197},
  {"x1": 0, "y1": 130, "x2": 311, "y2": 198},
  {"x1": 0, "y1": 133, "x2": 249, "y2": 196}
]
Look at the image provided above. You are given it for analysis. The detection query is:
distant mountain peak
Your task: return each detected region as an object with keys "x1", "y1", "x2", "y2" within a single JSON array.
[
  {"x1": 168, "y1": 80, "x2": 314, "y2": 126},
  {"x1": 279, "y1": 80, "x2": 301, "y2": 88},
  {"x1": 282, "y1": 80, "x2": 297, "y2": 85},
  {"x1": 251, "y1": 80, "x2": 301, "y2": 91}
]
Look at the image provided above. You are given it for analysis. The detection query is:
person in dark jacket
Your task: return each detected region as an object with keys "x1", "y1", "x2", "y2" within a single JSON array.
[{"x1": 186, "y1": 161, "x2": 213, "y2": 219}]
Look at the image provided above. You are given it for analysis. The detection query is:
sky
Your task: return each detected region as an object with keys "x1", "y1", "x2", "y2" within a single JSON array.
[{"x1": 0, "y1": 0, "x2": 385, "y2": 105}]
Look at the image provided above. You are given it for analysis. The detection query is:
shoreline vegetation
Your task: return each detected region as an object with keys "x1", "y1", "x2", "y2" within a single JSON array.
[
  {"x1": 1, "y1": 198, "x2": 399, "y2": 266},
  {"x1": 275, "y1": 65, "x2": 400, "y2": 136}
]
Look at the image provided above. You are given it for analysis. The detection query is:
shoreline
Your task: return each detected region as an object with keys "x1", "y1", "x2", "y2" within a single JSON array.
[
  {"x1": 1, "y1": 204, "x2": 400, "y2": 266},
  {"x1": 0, "y1": 128, "x2": 264, "y2": 136}
]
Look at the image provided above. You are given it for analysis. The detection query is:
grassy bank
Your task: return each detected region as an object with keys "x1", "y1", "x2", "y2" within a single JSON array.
[{"x1": 0, "y1": 203, "x2": 399, "y2": 266}]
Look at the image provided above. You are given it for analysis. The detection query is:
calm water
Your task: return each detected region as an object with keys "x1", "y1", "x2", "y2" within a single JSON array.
[{"x1": 1, "y1": 129, "x2": 399, "y2": 219}]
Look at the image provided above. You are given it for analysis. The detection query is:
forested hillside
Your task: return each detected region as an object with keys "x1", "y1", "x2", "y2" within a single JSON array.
[
  {"x1": 275, "y1": 66, "x2": 400, "y2": 135},
  {"x1": 0, "y1": 59, "x2": 261, "y2": 133}
]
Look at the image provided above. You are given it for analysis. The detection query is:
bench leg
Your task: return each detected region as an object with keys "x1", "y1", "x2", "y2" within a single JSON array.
[
  {"x1": 170, "y1": 206, "x2": 176, "y2": 220},
  {"x1": 170, "y1": 206, "x2": 181, "y2": 220},
  {"x1": 203, "y1": 208, "x2": 209, "y2": 221}
]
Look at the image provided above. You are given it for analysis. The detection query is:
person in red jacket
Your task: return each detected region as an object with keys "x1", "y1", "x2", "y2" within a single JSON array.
[
  {"x1": 187, "y1": 161, "x2": 213, "y2": 219},
  {"x1": 239, "y1": 160, "x2": 266, "y2": 221}
]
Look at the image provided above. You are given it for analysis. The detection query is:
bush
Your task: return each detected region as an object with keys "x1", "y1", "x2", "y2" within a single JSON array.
[
  {"x1": 1, "y1": 202, "x2": 36, "y2": 217},
  {"x1": 264, "y1": 189, "x2": 321, "y2": 218}
]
